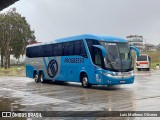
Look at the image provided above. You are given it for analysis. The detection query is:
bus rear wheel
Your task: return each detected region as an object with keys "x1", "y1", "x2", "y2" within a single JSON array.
[
  {"x1": 81, "y1": 74, "x2": 91, "y2": 88},
  {"x1": 34, "y1": 72, "x2": 39, "y2": 83},
  {"x1": 39, "y1": 72, "x2": 45, "y2": 83}
]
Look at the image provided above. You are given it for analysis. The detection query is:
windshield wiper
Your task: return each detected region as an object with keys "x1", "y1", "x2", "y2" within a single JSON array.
[{"x1": 105, "y1": 57, "x2": 114, "y2": 69}]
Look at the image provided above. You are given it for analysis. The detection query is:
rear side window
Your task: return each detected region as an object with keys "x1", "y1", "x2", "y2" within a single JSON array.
[
  {"x1": 63, "y1": 42, "x2": 74, "y2": 56},
  {"x1": 53, "y1": 43, "x2": 63, "y2": 56},
  {"x1": 26, "y1": 46, "x2": 40, "y2": 58}
]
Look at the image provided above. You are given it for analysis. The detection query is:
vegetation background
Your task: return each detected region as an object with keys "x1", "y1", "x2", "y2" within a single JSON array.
[
  {"x1": 0, "y1": 8, "x2": 36, "y2": 69},
  {"x1": 142, "y1": 51, "x2": 160, "y2": 68}
]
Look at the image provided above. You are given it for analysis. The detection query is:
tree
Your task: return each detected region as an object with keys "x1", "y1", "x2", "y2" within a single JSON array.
[{"x1": 0, "y1": 8, "x2": 36, "y2": 69}]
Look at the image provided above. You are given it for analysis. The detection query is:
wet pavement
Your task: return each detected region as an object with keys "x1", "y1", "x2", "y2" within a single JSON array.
[{"x1": 0, "y1": 70, "x2": 160, "y2": 120}]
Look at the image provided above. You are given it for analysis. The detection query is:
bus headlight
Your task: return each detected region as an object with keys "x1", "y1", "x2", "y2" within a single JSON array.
[
  {"x1": 102, "y1": 72, "x2": 113, "y2": 77},
  {"x1": 102, "y1": 71, "x2": 134, "y2": 77},
  {"x1": 106, "y1": 73, "x2": 113, "y2": 77}
]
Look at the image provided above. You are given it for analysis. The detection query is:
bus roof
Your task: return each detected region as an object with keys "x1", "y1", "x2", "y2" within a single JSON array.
[
  {"x1": 27, "y1": 34, "x2": 127, "y2": 47},
  {"x1": 55, "y1": 34, "x2": 126, "y2": 43}
]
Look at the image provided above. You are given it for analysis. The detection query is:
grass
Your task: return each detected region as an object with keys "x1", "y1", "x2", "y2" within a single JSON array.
[
  {"x1": 141, "y1": 51, "x2": 160, "y2": 69},
  {"x1": 0, "y1": 66, "x2": 25, "y2": 76}
]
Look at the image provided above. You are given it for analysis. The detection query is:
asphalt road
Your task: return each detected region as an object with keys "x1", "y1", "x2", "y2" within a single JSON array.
[{"x1": 0, "y1": 70, "x2": 160, "y2": 120}]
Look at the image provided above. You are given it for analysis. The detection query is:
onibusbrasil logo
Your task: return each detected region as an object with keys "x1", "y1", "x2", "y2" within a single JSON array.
[{"x1": 47, "y1": 59, "x2": 58, "y2": 78}]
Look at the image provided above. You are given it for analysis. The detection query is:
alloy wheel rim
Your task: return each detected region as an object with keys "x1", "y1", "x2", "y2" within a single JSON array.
[
  {"x1": 35, "y1": 75, "x2": 38, "y2": 81},
  {"x1": 40, "y1": 75, "x2": 43, "y2": 82},
  {"x1": 83, "y1": 77, "x2": 88, "y2": 86}
]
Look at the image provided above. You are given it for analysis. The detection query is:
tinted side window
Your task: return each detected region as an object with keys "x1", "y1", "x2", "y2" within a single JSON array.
[
  {"x1": 53, "y1": 43, "x2": 63, "y2": 56},
  {"x1": 42, "y1": 44, "x2": 53, "y2": 57},
  {"x1": 26, "y1": 46, "x2": 40, "y2": 58},
  {"x1": 26, "y1": 40, "x2": 88, "y2": 58},
  {"x1": 27, "y1": 44, "x2": 53, "y2": 58},
  {"x1": 63, "y1": 41, "x2": 87, "y2": 56},
  {"x1": 74, "y1": 41, "x2": 81, "y2": 55},
  {"x1": 37, "y1": 46, "x2": 42, "y2": 57},
  {"x1": 80, "y1": 40, "x2": 87, "y2": 57},
  {"x1": 68, "y1": 42, "x2": 74, "y2": 55},
  {"x1": 73, "y1": 40, "x2": 87, "y2": 57},
  {"x1": 26, "y1": 47, "x2": 30, "y2": 57},
  {"x1": 63, "y1": 42, "x2": 74, "y2": 56}
]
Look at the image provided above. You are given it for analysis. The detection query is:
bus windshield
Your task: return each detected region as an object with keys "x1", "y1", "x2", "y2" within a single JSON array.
[{"x1": 101, "y1": 42, "x2": 133, "y2": 72}]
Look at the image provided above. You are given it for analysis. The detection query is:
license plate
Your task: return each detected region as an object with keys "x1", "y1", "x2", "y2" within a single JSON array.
[
  {"x1": 120, "y1": 80, "x2": 125, "y2": 83},
  {"x1": 121, "y1": 72, "x2": 131, "y2": 76}
]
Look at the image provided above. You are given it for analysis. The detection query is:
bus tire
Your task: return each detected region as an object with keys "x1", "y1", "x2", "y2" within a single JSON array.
[
  {"x1": 137, "y1": 68, "x2": 141, "y2": 71},
  {"x1": 39, "y1": 72, "x2": 45, "y2": 83},
  {"x1": 34, "y1": 72, "x2": 39, "y2": 83},
  {"x1": 147, "y1": 68, "x2": 150, "y2": 71},
  {"x1": 81, "y1": 74, "x2": 91, "y2": 88}
]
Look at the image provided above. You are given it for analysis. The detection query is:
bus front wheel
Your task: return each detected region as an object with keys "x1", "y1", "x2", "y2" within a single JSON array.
[{"x1": 81, "y1": 74, "x2": 91, "y2": 88}]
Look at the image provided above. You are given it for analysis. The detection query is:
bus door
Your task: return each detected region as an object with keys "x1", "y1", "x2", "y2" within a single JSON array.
[{"x1": 92, "y1": 47, "x2": 104, "y2": 84}]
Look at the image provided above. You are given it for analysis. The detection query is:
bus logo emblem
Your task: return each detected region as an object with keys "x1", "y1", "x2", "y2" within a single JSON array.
[{"x1": 47, "y1": 59, "x2": 58, "y2": 78}]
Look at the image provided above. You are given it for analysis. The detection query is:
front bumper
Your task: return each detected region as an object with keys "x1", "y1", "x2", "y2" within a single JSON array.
[{"x1": 101, "y1": 71, "x2": 135, "y2": 85}]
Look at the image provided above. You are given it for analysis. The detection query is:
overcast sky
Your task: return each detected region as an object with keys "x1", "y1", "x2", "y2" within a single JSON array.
[{"x1": 1, "y1": 0, "x2": 160, "y2": 45}]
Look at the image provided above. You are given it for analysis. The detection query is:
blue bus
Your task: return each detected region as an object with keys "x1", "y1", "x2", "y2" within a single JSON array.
[{"x1": 26, "y1": 34, "x2": 139, "y2": 88}]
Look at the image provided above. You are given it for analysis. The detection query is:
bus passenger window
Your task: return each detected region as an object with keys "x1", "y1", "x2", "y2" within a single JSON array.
[
  {"x1": 74, "y1": 41, "x2": 81, "y2": 55},
  {"x1": 73, "y1": 40, "x2": 87, "y2": 57},
  {"x1": 63, "y1": 42, "x2": 68, "y2": 56},
  {"x1": 53, "y1": 43, "x2": 63, "y2": 56},
  {"x1": 42, "y1": 45, "x2": 52, "y2": 57},
  {"x1": 80, "y1": 41, "x2": 87, "y2": 57},
  {"x1": 68, "y1": 42, "x2": 74, "y2": 55}
]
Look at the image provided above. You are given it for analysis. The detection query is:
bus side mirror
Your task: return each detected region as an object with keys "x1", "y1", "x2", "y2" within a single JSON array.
[
  {"x1": 130, "y1": 46, "x2": 140, "y2": 57},
  {"x1": 93, "y1": 45, "x2": 107, "y2": 57}
]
